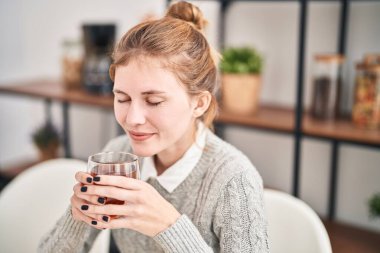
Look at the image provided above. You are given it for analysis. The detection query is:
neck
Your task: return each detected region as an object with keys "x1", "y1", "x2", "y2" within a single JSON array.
[{"x1": 154, "y1": 122, "x2": 197, "y2": 176}]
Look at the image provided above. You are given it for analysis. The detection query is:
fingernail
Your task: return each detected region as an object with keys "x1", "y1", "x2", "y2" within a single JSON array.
[
  {"x1": 86, "y1": 177, "x2": 92, "y2": 183},
  {"x1": 98, "y1": 197, "x2": 105, "y2": 204},
  {"x1": 93, "y1": 176, "x2": 101, "y2": 182},
  {"x1": 91, "y1": 220, "x2": 97, "y2": 225},
  {"x1": 102, "y1": 216, "x2": 109, "y2": 222},
  {"x1": 80, "y1": 186, "x2": 87, "y2": 192},
  {"x1": 81, "y1": 205, "x2": 89, "y2": 210}
]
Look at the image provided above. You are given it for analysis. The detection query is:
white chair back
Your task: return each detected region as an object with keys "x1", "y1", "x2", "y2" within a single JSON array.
[
  {"x1": 264, "y1": 189, "x2": 332, "y2": 253},
  {"x1": 0, "y1": 158, "x2": 109, "y2": 253}
]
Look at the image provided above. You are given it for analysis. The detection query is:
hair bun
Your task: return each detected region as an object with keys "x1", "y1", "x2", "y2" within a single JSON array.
[{"x1": 165, "y1": 1, "x2": 207, "y2": 31}]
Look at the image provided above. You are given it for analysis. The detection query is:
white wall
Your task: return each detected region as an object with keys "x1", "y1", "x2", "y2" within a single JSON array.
[{"x1": 0, "y1": 0, "x2": 379, "y2": 232}]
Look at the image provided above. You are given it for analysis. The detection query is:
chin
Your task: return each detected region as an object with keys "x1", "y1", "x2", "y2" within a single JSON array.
[{"x1": 130, "y1": 145, "x2": 157, "y2": 157}]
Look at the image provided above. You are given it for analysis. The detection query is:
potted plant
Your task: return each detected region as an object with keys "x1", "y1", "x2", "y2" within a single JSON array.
[
  {"x1": 32, "y1": 122, "x2": 60, "y2": 161},
  {"x1": 368, "y1": 193, "x2": 380, "y2": 219},
  {"x1": 220, "y1": 47, "x2": 263, "y2": 114}
]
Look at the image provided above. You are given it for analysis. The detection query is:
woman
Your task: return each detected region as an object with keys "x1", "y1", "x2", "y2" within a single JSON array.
[{"x1": 39, "y1": 2, "x2": 269, "y2": 252}]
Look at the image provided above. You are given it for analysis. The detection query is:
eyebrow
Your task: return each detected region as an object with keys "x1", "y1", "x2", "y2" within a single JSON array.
[{"x1": 113, "y1": 89, "x2": 166, "y2": 95}]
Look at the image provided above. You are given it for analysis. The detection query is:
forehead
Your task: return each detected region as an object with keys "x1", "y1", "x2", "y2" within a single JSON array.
[{"x1": 113, "y1": 58, "x2": 185, "y2": 93}]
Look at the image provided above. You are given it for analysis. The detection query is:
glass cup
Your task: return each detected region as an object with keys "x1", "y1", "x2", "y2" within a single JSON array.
[{"x1": 87, "y1": 151, "x2": 140, "y2": 205}]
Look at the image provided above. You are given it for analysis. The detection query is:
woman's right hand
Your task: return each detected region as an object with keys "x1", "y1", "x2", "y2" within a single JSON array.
[{"x1": 70, "y1": 171, "x2": 108, "y2": 228}]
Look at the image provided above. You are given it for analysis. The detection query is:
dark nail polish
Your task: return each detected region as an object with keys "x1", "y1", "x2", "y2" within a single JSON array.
[
  {"x1": 80, "y1": 186, "x2": 87, "y2": 192},
  {"x1": 93, "y1": 176, "x2": 101, "y2": 182},
  {"x1": 98, "y1": 197, "x2": 105, "y2": 204},
  {"x1": 81, "y1": 205, "x2": 89, "y2": 210},
  {"x1": 86, "y1": 177, "x2": 92, "y2": 183},
  {"x1": 102, "y1": 216, "x2": 109, "y2": 222},
  {"x1": 91, "y1": 220, "x2": 97, "y2": 225}
]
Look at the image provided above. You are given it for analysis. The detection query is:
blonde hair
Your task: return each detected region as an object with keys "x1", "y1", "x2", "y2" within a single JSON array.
[{"x1": 109, "y1": 1, "x2": 219, "y2": 129}]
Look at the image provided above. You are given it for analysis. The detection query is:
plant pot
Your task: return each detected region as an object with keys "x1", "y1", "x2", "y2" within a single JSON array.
[
  {"x1": 222, "y1": 74, "x2": 261, "y2": 114},
  {"x1": 37, "y1": 142, "x2": 59, "y2": 161}
]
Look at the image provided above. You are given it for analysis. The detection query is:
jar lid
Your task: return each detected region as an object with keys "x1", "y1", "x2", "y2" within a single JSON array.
[
  {"x1": 62, "y1": 39, "x2": 83, "y2": 47},
  {"x1": 315, "y1": 54, "x2": 345, "y2": 63},
  {"x1": 363, "y1": 53, "x2": 380, "y2": 65},
  {"x1": 368, "y1": 64, "x2": 380, "y2": 73},
  {"x1": 356, "y1": 63, "x2": 366, "y2": 70},
  {"x1": 356, "y1": 63, "x2": 380, "y2": 73}
]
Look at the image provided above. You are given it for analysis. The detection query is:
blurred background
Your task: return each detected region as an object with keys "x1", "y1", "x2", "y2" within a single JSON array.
[{"x1": 0, "y1": 0, "x2": 379, "y2": 251}]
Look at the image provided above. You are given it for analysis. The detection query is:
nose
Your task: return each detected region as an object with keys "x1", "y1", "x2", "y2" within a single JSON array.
[{"x1": 125, "y1": 101, "x2": 146, "y2": 126}]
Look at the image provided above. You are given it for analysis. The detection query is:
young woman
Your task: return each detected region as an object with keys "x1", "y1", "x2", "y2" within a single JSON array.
[{"x1": 39, "y1": 2, "x2": 269, "y2": 252}]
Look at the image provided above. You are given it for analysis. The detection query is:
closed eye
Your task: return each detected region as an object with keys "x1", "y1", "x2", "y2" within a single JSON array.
[
  {"x1": 147, "y1": 101, "x2": 163, "y2": 106},
  {"x1": 116, "y1": 99, "x2": 130, "y2": 103}
]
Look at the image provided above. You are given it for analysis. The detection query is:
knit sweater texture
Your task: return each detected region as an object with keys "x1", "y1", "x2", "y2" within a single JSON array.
[{"x1": 38, "y1": 130, "x2": 269, "y2": 252}]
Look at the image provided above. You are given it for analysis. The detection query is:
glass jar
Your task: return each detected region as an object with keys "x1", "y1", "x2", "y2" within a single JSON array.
[
  {"x1": 352, "y1": 63, "x2": 380, "y2": 129},
  {"x1": 62, "y1": 39, "x2": 84, "y2": 89},
  {"x1": 310, "y1": 54, "x2": 344, "y2": 120}
]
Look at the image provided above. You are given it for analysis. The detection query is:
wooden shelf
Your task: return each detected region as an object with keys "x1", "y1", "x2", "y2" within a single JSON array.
[
  {"x1": 216, "y1": 106, "x2": 294, "y2": 133},
  {"x1": 0, "y1": 160, "x2": 40, "y2": 179},
  {"x1": 303, "y1": 114, "x2": 380, "y2": 146},
  {"x1": 1, "y1": 79, "x2": 379, "y2": 146},
  {"x1": 217, "y1": 106, "x2": 380, "y2": 146},
  {"x1": 0, "y1": 79, "x2": 113, "y2": 108}
]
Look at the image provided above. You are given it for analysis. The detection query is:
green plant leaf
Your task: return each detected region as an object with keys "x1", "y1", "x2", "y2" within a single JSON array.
[
  {"x1": 220, "y1": 47, "x2": 263, "y2": 74},
  {"x1": 368, "y1": 193, "x2": 380, "y2": 219}
]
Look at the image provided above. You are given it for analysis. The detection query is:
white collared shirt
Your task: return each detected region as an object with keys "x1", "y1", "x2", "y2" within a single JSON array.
[{"x1": 140, "y1": 122, "x2": 207, "y2": 193}]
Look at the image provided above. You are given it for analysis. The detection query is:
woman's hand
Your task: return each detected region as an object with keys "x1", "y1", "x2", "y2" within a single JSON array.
[
  {"x1": 75, "y1": 174, "x2": 181, "y2": 237},
  {"x1": 70, "y1": 172, "x2": 109, "y2": 226}
]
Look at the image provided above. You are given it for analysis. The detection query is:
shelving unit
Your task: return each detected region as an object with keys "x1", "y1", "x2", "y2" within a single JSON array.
[{"x1": 165, "y1": 0, "x2": 380, "y2": 221}]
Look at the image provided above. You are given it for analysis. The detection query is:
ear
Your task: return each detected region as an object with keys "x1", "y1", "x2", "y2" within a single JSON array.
[{"x1": 192, "y1": 91, "x2": 212, "y2": 118}]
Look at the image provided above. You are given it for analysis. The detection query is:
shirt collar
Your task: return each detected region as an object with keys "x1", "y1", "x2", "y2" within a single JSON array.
[{"x1": 140, "y1": 122, "x2": 207, "y2": 193}]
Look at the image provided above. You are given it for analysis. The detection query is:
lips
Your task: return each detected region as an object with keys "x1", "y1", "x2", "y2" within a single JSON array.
[{"x1": 128, "y1": 130, "x2": 155, "y2": 141}]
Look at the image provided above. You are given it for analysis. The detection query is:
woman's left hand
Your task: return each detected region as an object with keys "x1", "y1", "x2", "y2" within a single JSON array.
[{"x1": 79, "y1": 175, "x2": 181, "y2": 237}]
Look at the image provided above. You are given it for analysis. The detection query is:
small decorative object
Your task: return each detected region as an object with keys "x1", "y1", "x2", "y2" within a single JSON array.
[
  {"x1": 220, "y1": 47, "x2": 263, "y2": 115},
  {"x1": 32, "y1": 122, "x2": 60, "y2": 161},
  {"x1": 310, "y1": 54, "x2": 344, "y2": 120},
  {"x1": 62, "y1": 39, "x2": 84, "y2": 90},
  {"x1": 352, "y1": 53, "x2": 380, "y2": 129},
  {"x1": 368, "y1": 193, "x2": 380, "y2": 219}
]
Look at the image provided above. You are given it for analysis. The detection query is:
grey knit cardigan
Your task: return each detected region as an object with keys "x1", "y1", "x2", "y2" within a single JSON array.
[{"x1": 38, "y1": 129, "x2": 269, "y2": 252}]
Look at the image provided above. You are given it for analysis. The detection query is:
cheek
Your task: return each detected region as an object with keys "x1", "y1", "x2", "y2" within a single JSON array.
[
  {"x1": 155, "y1": 102, "x2": 193, "y2": 130},
  {"x1": 114, "y1": 104, "x2": 125, "y2": 125}
]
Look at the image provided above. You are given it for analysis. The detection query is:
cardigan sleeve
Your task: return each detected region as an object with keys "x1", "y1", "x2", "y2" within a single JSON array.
[
  {"x1": 153, "y1": 214, "x2": 213, "y2": 253},
  {"x1": 213, "y1": 170, "x2": 270, "y2": 253},
  {"x1": 38, "y1": 207, "x2": 101, "y2": 253}
]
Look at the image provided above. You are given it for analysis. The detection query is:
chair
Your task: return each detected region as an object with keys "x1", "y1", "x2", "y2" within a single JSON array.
[
  {"x1": 0, "y1": 158, "x2": 110, "y2": 253},
  {"x1": 264, "y1": 189, "x2": 332, "y2": 253}
]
